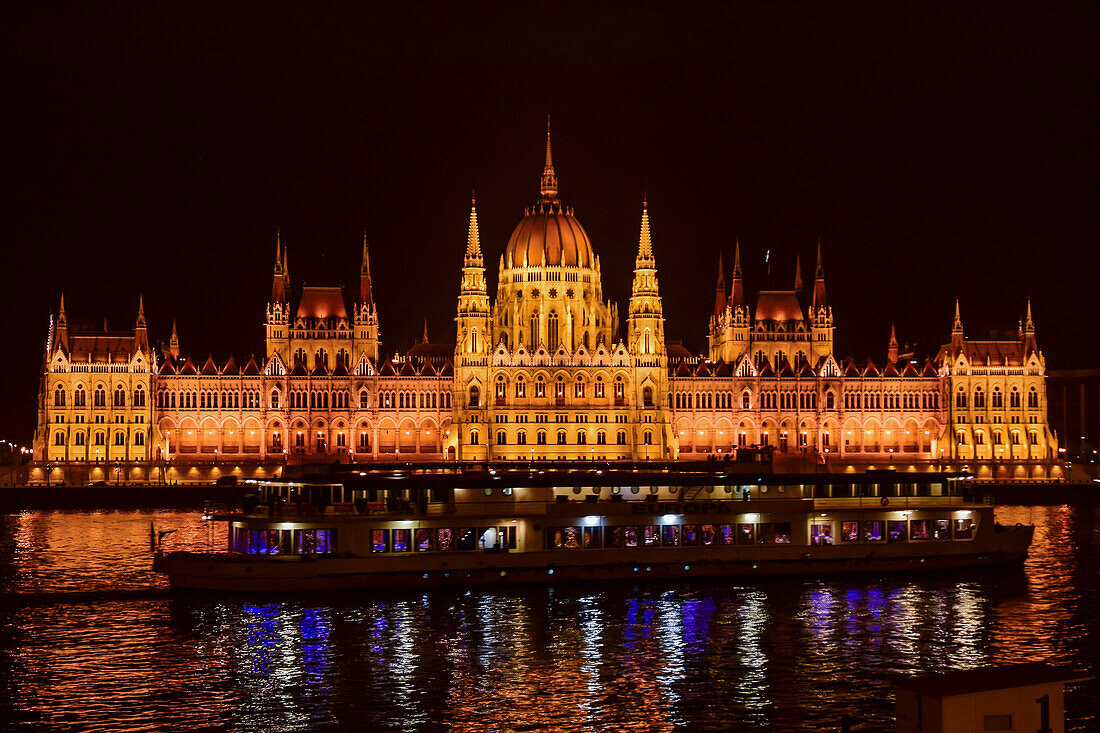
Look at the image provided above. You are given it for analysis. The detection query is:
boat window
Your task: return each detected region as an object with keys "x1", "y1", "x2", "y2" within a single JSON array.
[
  {"x1": 700, "y1": 524, "x2": 717, "y2": 546},
  {"x1": 583, "y1": 527, "x2": 600, "y2": 548},
  {"x1": 605, "y1": 526, "x2": 625, "y2": 547},
  {"x1": 436, "y1": 528, "x2": 454, "y2": 551},
  {"x1": 624, "y1": 526, "x2": 638, "y2": 547},
  {"x1": 414, "y1": 528, "x2": 433, "y2": 551},
  {"x1": 392, "y1": 528, "x2": 411, "y2": 552},
  {"x1": 757, "y1": 523, "x2": 792, "y2": 544},
  {"x1": 954, "y1": 519, "x2": 974, "y2": 540},
  {"x1": 810, "y1": 523, "x2": 834, "y2": 546},
  {"x1": 371, "y1": 529, "x2": 389, "y2": 553},
  {"x1": 718, "y1": 525, "x2": 735, "y2": 545},
  {"x1": 842, "y1": 521, "x2": 860, "y2": 542},
  {"x1": 295, "y1": 529, "x2": 334, "y2": 555},
  {"x1": 644, "y1": 525, "x2": 660, "y2": 547},
  {"x1": 736, "y1": 524, "x2": 754, "y2": 545},
  {"x1": 457, "y1": 527, "x2": 476, "y2": 550},
  {"x1": 661, "y1": 525, "x2": 680, "y2": 546},
  {"x1": 861, "y1": 521, "x2": 884, "y2": 542},
  {"x1": 909, "y1": 519, "x2": 930, "y2": 540},
  {"x1": 681, "y1": 525, "x2": 699, "y2": 546},
  {"x1": 887, "y1": 521, "x2": 907, "y2": 543},
  {"x1": 932, "y1": 519, "x2": 951, "y2": 540}
]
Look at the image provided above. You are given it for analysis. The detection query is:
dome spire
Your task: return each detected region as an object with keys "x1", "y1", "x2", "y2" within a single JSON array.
[{"x1": 540, "y1": 116, "x2": 558, "y2": 200}]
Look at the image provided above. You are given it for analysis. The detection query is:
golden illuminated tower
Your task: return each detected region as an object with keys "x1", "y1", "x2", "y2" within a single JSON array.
[{"x1": 453, "y1": 194, "x2": 492, "y2": 459}]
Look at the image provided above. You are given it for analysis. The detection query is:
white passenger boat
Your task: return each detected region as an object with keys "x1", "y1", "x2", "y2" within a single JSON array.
[{"x1": 153, "y1": 465, "x2": 1034, "y2": 592}]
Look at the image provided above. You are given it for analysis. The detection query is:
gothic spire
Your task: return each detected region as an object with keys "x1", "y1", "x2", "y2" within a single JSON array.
[
  {"x1": 1024, "y1": 298, "x2": 1035, "y2": 332},
  {"x1": 730, "y1": 240, "x2": 746, "y2": 308},
  {"x1": 953, "y1": 298, "x2": 963, "y2": 333},
  {"x1": 360, "y1": 230, "x2": 374, "y2": 306},
  {"x1": 636, "y1": 198, "x2": 654, "y2": 265},
  {"x1": 794, "y1": 251, "x2": 803, "y2": 291},
  {"x1": 422, "y1": 318, "x2": 429, "y2": 343},
  {"x1": 274, "y1": 227, "x2": 283, "y2": 272},
  {"x1": 888, "y1": 323, "x2": 898, "y2": 364},
  {"x1": 465, "y1": 192, "x2": 482, "y2": 266},
  {"x1": 136, "y1": 294, "x2": 146, "y2": 327},
  {"x1": 540, "y1": 116, "x2": 558, "y2": 200},
  {"x1": 271, "y1": 228, "x2": 288, "y2": 303},
  {"x1": 58, "y1": 293, "x2": 66, "y2": 326},
  {"x1": 714, "y1": 253, "x2": 727, "y2": 316},
  {"x1": 169, "y1": 318, "x2": 180, "y2": 358},
  {"x1": 812, "y1": 239, "x2": 828, "y2": 309}
]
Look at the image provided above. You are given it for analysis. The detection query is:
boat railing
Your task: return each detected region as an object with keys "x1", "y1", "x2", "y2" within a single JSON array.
[{"x1": 812, "y1": 495, "x2": 982, "y2": 510}]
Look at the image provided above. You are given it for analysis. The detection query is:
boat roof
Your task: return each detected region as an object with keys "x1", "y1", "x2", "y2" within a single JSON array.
[{"x1": 890, "y1": 663, "x2": 1092, "y2": 698}]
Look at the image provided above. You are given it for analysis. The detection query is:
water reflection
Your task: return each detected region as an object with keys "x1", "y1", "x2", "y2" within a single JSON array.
[{"x1": 0, "y1": 506, "x2": 1096, "y2": 732}]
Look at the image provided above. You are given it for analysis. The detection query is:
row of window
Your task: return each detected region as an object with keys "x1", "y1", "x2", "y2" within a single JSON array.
[
  {"x1": 471, "y1": 384, "x2": 652, "y2": 407},
  {"x1": 54, "y1": 386, "x2": 143, "y2": 408},
  {"x1": 812, "y1": 518, "x2": 973, "y2": 544},
  {"x1": 54, "y1": 430, "x2": 144, "y2": 446},
  {"x1": 844, "y1": 391, "x2": 940, "y2": 411},
  {"x1": 377, "y1": 391, "x2": 452, "y2": 410},
  {"x1": 546, "y1": 522, "x2": 793, "y2": 549},
  {"x1": 956, "y1": 429, "x2": 1042, "y2": 446},
  {"x1": 469, "y1": 429, "x2": 654, "y2": 445},
  {"x1": 956, "y1": 386, "x2": 1039, "y2": 409},
  {"x1": 232, "y1": 527, "x2": 336, "y2": 555}
]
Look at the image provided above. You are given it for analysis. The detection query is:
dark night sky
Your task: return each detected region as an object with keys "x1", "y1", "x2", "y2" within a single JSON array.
[{"x1": 4, "y1": 2, "x2": 1099, "y2": 441}]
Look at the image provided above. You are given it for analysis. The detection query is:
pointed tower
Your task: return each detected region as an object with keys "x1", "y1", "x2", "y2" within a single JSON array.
[
  {"x1": 454, "y1": 193, "x2": 493, "y2": 459},
  {"x1": 888, "y1": 323, "x2": 898, "y2": 364},
  {"x1": 134, "y1": 294, "x2": 149, "y2": 352},
  {"x1": 794, "y1": 251, "x2": 804, "y2": 292},
  {"x1": 710, "y1": 240, "x2": 750, "y2": 363},
  {"x1": 354, "y1": 231, "x2": 381, "y2": 363},
  {"x1": 713, "y1": 253, "x2": 727, "y2": 317},
  {"x1": 265, "y1": 228, "x2": 291, "y2": 361},
  {"x1": 627, "y1": 199, "x2": 671, "y2": 459},
  {"x1": 809, "y1": 240, "x2": 834, "y2": 361},
  {"x1": 169, "y1": 319, "x2": 180, "y2": 359},
  {"x1": 55, "y1": 293, "x2": 69, "y2": 353},
  {"x1": 951, "y1": 299, "x2": 964, "y2": 350},
  {"x1": 1023, "y1": 298, "x2": 1038, "y2": 357}
]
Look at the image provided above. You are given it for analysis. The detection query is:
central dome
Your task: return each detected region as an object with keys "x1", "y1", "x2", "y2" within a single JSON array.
[
  {"x1": 503, "y1": 122, "x2": 596, "y2": 270},
  {"x1": 504, "y1": 203, "x2": 594, "y2": 269}
]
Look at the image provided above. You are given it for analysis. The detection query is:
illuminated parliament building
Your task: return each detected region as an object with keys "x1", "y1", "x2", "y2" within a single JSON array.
[{"x1": 32, "y1": 131, "x2": 1062, "y2": 484}]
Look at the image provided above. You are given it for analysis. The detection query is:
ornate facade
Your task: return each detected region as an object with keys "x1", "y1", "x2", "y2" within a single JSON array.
[{"x1": 31, "y1": 130, "x2": 1061, "y2": 484}]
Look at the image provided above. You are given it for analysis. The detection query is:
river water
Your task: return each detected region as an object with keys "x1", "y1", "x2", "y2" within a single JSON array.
[{"x1": 0, "y1": 505, "x2": 1096, "y2": 732}]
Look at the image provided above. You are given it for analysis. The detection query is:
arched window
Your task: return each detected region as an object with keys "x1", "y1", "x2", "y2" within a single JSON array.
[
  {"x1": 991, "y1": 388, "x2": 1003, "y2": 409},
  {"x1": 537, "y1": 430, "x2": 547, "y2": 445},
  {"x1": 517, "y1": 430, "x2": 527, "y2": 445},
  {"x1": 596, "y1": 431, "x2": 606, "y2": 445},
  {"x1": 470, "y1": 329, "x2": 479, "y2": 353},
  {"x1": 359, "y1": 390, "x2": 369, "y2": 409},
  {"x1": 469, "y1": 385, "x2": 480, "y2": 408},
  {"x1": 94, "y1": 387, "x2": 106, "y2": 407},
  {"x1": 826, "y1": 391, "x2": 835, "y2": 410},
  {"x1": 134, "y1": 388, "x2": 145, "y2": 407},
  {"x1": 754, "y1": 351, "x2": 766, "y2": 370},
  {"x1": 616, "y1": 430, "x2": 626, "y2": 445},
  {"x1": 1027, "y1": 388, "x2": 1038, "y2": 409},
  {"x1": 74, "y1": 432, "x2": 85, "y2": 446},
  {"x1": 642, "y1": 386, "x2": 654, "y2": 407},
  {"x1": 54, "y1": 431, "x2": 65, "y2": 446},
  {"x1": 74, "y1": 388, "x2": 86, "y2": 407},
  {"x1": 114, "y1": 388, "x2": 125, "y2": 407},
  {"x1": 515, "y1": 378, "x2": 526, "y2": 398},
  {"x1": 577, "y1": 430, "x2": 587, "y2": 445},
  {"x1": 114, "y1": 431, "x2": 125, "y2": 446},
  {"x1": 574, "y1": 378, "x2": 585, "y2": 398},
  {"x1": 643, "y1": 431, "x2": 653, "y2": 445},
  {"x1": 742, "y1": 391, "x2": 751, "y2": 410},
  {"x1": 496, "y1": 430, "x2": 507, "y2": 445},
  {"x1": 557, "y1": 430, "x2": 567, "y2": 445},
  {"x1": 1010, "y1": 388, "x2": 1020, "y2": 408},
  {"x1": 973, "y1": 388, "x2": 985, "y2": 409},
  {"x1": 470, "y1": 430, "x2": 479, "y2": 445},
  {"x1": 548, "y1": 311, "x2": 559, "y2": 348},
  {"x1": 495, "y1": 378, "x2": 506, "y2": 403},
  {"x1": 530, "y1": 311, "x2": 539, "y2": 346},
  {"x1": 956, "y1": 389, "x2": 967, "y2": 409},
  {"x1": 135, "y1": 432, "x2": 145, "y2": 446},
  {"x1": 358, "y1": 431, "x2": 370, "y2": 450},
  {"x1": 54, "y1": 387, "x2": 65, "y2": 407}
]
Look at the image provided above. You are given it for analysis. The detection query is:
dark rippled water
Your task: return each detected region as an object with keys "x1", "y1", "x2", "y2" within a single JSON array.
[{"x1": 0, "y1": 506, "x2": 1096, "y2": 732}]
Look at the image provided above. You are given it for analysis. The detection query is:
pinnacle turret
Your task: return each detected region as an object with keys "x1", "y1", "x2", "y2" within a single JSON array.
[{"x1": 636, "y1": 198, "x2": 654, "y2": 265}]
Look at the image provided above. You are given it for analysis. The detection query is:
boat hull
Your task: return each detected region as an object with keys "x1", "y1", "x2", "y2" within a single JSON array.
[{"x1": 156, "y1": 525, "x2": 1033, "y2": 592}]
